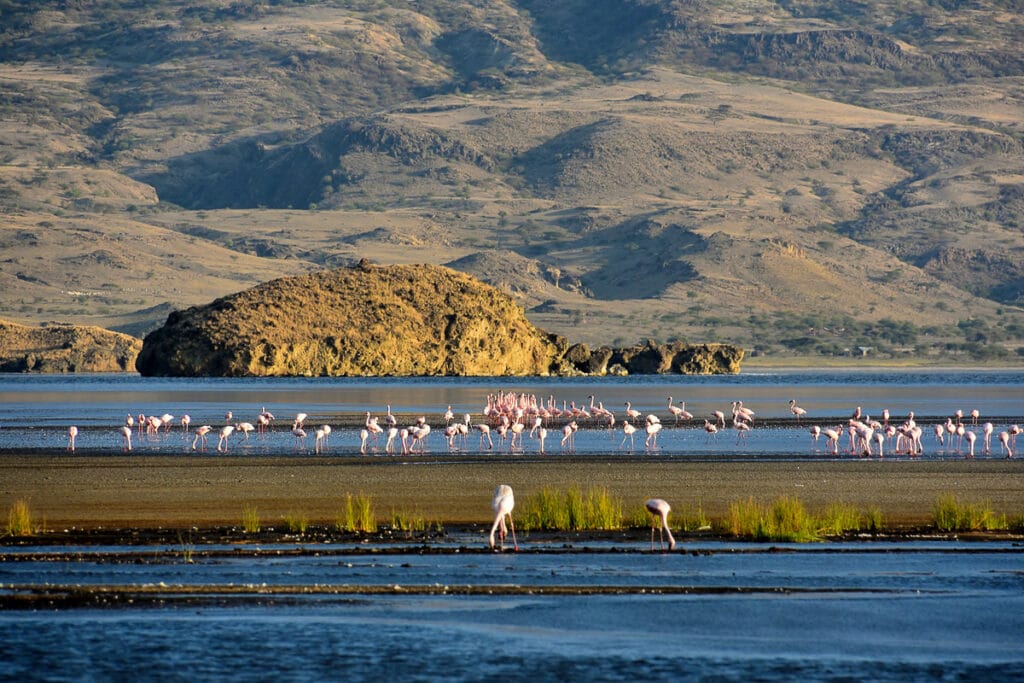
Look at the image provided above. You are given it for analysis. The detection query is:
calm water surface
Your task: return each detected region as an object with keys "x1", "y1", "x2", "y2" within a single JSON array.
[
  {"x1": 0, "y1": 370, "x2": 1021, "y2": 456},
  {"x1": 2, "y1": 371, "x2": 1023, "y2": 680}
]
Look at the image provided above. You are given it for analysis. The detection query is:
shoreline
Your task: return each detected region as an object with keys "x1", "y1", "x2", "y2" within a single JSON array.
[{"x1": 3, "y1": 456, "x2": 1022, "y2": 541}]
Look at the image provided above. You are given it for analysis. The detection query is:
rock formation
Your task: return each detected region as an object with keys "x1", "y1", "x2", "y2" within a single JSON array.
[
  {"x1": 0, "y1": 319, "x2": 142, "y2": 372},
  {"x1": 135, "y1": 262, "x2": 743, "y2": 377}
]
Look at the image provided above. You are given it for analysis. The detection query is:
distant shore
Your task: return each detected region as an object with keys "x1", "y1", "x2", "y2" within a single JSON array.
[{"x1": 2, "y1": 456, "x2": 1022, "y2": 541}]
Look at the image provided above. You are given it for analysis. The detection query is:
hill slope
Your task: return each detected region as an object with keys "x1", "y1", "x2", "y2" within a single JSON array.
[{"x1": 1, "y1": 1, "x2": 1022, "y2": 363}]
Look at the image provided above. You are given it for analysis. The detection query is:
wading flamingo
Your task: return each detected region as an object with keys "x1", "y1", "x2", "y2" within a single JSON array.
[
  {"x1": 67, "y1": 426, "x2": 78, "y2": 452},
  {"x1": 489, "y1": 485, "x2": 518, "y2": 551},
  {"x1": 788, "y1": 400, "x2": 807, "y2": 423},
  {"x1": 120, "y1": 425, "x2": 132, "y2": 452},
  {"x1": 216, "y1": 425, "x2": 234, "y2": 452},
  {"x1": 644, "y1": 498, "x2": 676, "y2": 551},
  {"x1": 192, "y1": 425, "x2": 212, "y2": 451}
]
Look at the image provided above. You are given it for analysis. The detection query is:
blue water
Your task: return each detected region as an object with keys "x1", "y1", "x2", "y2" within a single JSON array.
[
  {"x1": 1, "y1": 543, "x2": 1022, "y2": 681},
  {"x1": 2, "y1": 371, "x2": 1023, "y2": 680},
  {"x1": 0, "y1": 371, "x2": 1020, "y2": 456}
]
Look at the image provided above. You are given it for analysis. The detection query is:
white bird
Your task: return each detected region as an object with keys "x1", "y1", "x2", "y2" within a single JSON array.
[
  {"x1": 645, "y1": 498, "x2": 676, "y2": 551},
  {"x1": 788, "y1": 400, "x2": 807, "y2": 423},
  {"x1": 67, "y1": 426, "x2": 78, "y2": 452},
  {"x1": 120, "y1": 425, "x2": 132, "y2": 452},
  {"x1": 489, "y1": 484, "x2": 518, "y2": 551},
  {"x1": 217, "y1": 425, "x2": 235, "y2": 452},
  {"x1": 192, "y1": 425, "x2": 212, "y2": 451}
]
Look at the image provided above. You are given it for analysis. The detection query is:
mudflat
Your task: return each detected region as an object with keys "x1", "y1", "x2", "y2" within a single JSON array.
[{"x1": 3, "y1": 455, "x2": 1021, "y2": 531}]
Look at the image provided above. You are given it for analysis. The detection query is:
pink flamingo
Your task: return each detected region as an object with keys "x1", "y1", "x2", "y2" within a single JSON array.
[
  {"x1": 489, "y1": 485, "x2": 518, "y2": 551},
  {"x1": 970, "y1": 409, "x2": 980, "y2": 426},
  {"x1": 537, "y1": 427, "x2": 548, "y2": 454},
  {"x1": 561, "y1": 421, "x2": 577, "y2": 452},
  {"x1": 314, "y1": 427, "x2": 328, "y2": 454},
  {"x1": 964, "y1": 430, "x2": 976, "y2": 459},
  {"x1": 180, "y1": 414, "x2": 191, "y2": 433},
  {"x1": 645, "y1": 418, "x2": 662, "y2": 449},
  {"x1": 822, "y1": 428, "x2": 841, "y2": 456},
  {"x1": 192, "y1": 425, "x2": 212, "y2": 451},
  {"x1": 66, "y1": 426, "x2": 78, "y2": 452},
  {"x1": 810, "y1": 425, "x2": 821, "y2": 450},
  {"x1": 216, "y1": 425, "x2": 234, "y2": 452},
  {"x1": 384, "y1": 427, "x2": 399, "y2": 453},
  {"x1": 120, "y1": 425, "x2": 132, "y2": 452},
  {"x1": 998, "y1": 431, "x2": 1013, "y2": 458},
  {"x1": 645, "y1": 498, "x2": 676, "y2": 551},
  {"x1": 704, "y1": 420, "x2": 719, "y2": 444},
  {"x1": 292, "y1": 426, "x2": 307, "y2": 451},
  {"x1": 235, "y1": 422, "x2": 255, "y2": 441},
  {"x1": 475, "y1": 424, "x2": 493, "y2": 450},
  {"x1": 982, "y1": 422, "x2": 994, "y2": 454},
  {"x1": 621, "y1": 421, "x2": 638, "y2": 450},
  {"x1": 624, "y1": 402, "x2": 642, "y2": 424},
  {"x1": 788, "y1": 400, "x2": 807, "y2": 423}
]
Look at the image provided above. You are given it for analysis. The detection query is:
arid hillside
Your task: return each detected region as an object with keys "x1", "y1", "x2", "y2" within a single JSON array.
[{"x1": 1, "y1": 1, "x2": 1022, "y2": 363}]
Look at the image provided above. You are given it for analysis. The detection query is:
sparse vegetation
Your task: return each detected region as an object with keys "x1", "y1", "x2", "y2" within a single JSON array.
[
  {"x1": 241, "y1": 504, "x2": 260, "y2": 533},
  {"x1": 6, "y1": 500, "x2": 33, "y2": 537},
  {"x1": 932, "y1": 493, "x2": 1003, "y2": 532},
  {"x1": 519, "y1": 486, "x2": 624, "y2": 531},
  {"x1": 338, "y1": 493, "x2": 376, "y2": 533}
]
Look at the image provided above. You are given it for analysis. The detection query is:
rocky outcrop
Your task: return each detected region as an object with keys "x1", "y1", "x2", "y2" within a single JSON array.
[
  {"x1": 136, "y1": 262, "x2": 743, "y2": 377},
  {"x1": 0, "y1": 319, "x2": 141, "y2": 372},
  {"x1": 136, "y1": 261, "x2": 568, "y2": 377},
  {"x1": 562, "y1": 339, "x2": 743, "y2": 376}
]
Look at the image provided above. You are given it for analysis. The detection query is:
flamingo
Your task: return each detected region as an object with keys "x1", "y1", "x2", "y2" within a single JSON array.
[
  {"x1": 320, "y1": 424, "x2": 332, "y2": 446},
  {"x1": 644, "y1": 498, "x2": 676, "y2": 551},
  {"x1": 489, "y1": 484, "x2": 518, "y2": 551},
  {"x1": 443, "y1": 405, "x2": 454, "y2": 425},
  {"x1": 292, "y1": 426, "x2": 307, "y2": 450},
  {"x1": 874, "y1": 431, "x2": 885, "y2": 458},
  {"x1": 385, "y1": 427, "x2": 399, "y2": 454},
  {"x1": 235, "y1": 422, "x2": 256, "y2": 441},
  {"x1": 192, "y1": 425, "x2": 212, "y2": 451},
  {"x1": 120, "y1": 425, "x2": 132, "y2": 452},
  {"x1": 125, "y1": 414, "x2": 134, "y2": 429},
  {"x1": 703, "y1": 419, "x2": 719, "y2": 444},
  {"x1": 970, "y1": 409, "x2": 980, "y2": 426},
  {"x1": 810, "y1": 425, "x2": 821, "y2": 450},
  {"x1": 624, "y1": 401, "x2": 642, "y2": 424},
  {"x1": 982, "y1": 422, "x2": 994, "y2": 454},
  {"x1": 293, "y1": 413, "x2": 308, "y2": 430},
  {"x1": 667, "y1": 398, "x2": 684, "y2": 424},
  {"x1": 711, "y1": 410, "x2": 726, "y2": 429},
  {"x1": 537, "y1": 427, "x2": 547, "y2": 454},
  {"x1": 788, "y1": 400, "x2": 807, "y2": 423},
  {"x1": 256, "y1": 413, "x2": 271, "y2": 434},
  {"x1": 475, "y1": 424, "x2": 493, "y2": 450},
  {"x1": 998, "y1": 431, "x2": 1012, "y2": 458},
  {"x1": 67, "y1": 426, "x2": 78, "y2": 452},
  {"x1": 735, "y1": 420, "x2": 751, "y2": 444},
  {"x1": 621, "y1": 421, "x2": 637, "y2": 450},
  {"x1": 561, "y1": 421, "x2": 577, "y2": 452},
  {"x1": 822, "y1": 428, "x2": 841, "y2": 456},
  {"x1": 180, "y1": 414, "x2": 191, "y2": 433},
  {"x1": 160, "y1": 414, "x2": 175, "y2": 433},
  {"x1": 964, "y1": 430, "x2": 976, "y2": 459},
  {"x1": 359, "y1": 428, "x2": 369, "y2": 454},
  {"x1": 314, "y1": 427, "x2": 327, "y2": 454},
  {"x1": 645, "y1": 419, "x2": 662, "y2": 449},
  {"x1": 216, "y1": 425, "x2": 234, "y2": 452}
]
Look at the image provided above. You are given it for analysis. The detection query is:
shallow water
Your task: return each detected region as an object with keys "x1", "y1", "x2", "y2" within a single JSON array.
[
  {"x1": 2, "y1": 371, "x2": 1023, "y2": 679},
  {"x1": 1, "y1": 542, "x2": 1022, "y2": 680},
  {"x1": 0, "y1": 371, "x2": 1021, "y2": 457}
]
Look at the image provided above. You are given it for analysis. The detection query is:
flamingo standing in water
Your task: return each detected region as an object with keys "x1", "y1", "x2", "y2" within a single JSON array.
[
  {"x1": 67, "y1": 426, "x2": 78, "y2": 452},
  {"x1": 192, "y1": 426, "x2": 212, "y2": 451},
  {"x1": 644, "y1": 498, "x2": 676, "y2": 551},
  {"x1": 788, "y1": 400, "x2": 807, "y2": 423},
  {"x1": 645, "y1": 416, "x2": 662, "y2": 449},
  {"x1": 624, "y1": 402, "x2": 642, "y2": 424},
  {"x1": 180, "y1": 414, "x2": 191, "y2": 434},
  {"x1": 216, "y1": 425, "x2": 234, "y2": 452},
  {"x1": 703, "y1": 420, "x2": 719, "y2": 444},
  {"x1": 998, "y1": 431, "x2": 1013, "y2": 458},
  {"x1": 120, "y1": 425, "x2": 132, "y2": 452},
  {"x1": 810, "y1": 425, "x2": 821, "y2": 450},
  {"x1": 621, "y1": 421, "x2": 637, "y2": 450},
  {"x1": 964, "y1": 430, "x2": 977, "y2": 459},
  {"x1": 982, "y1": 423, "x2": 994, "y2": 454},
  {"x1": 489, "y1": 484, "x2": 518, "y2": 551}
]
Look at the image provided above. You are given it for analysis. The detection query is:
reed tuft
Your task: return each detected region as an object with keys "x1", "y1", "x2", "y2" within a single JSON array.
[
  {"x1": 338, "y1": 493, "x2": 376, "y2": 533},
  {"x1": 242, "y1": 503, "x2": 261, "y2": 533},
  {"x1": 933, "y1": 493, "x2": 1001, "y2": 531},
  {"x1": 7, "y1": 500, "x2": 32, "y2": 537}
]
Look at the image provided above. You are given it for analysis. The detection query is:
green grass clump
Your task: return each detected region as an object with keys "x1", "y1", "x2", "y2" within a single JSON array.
[
  {"x1": 391, "y1": 508, "x2": 427, "y2": 534},
  {"x1": 337, "y1": 493, "x2": 376, "y2": 533},
  {"x1": 7, "y1": 500, "x2": 32, "y2": 537},
  {"x1": 864, "y1": 506, "x2": 884, "y2": 534},
  {"x1": 283, "y1": 511, "x2": 308, "y2": 534},
  {"x1": 520, "y1": 486, "x2": 624, "y2": 531},
  {"x1": 242, "y1": 504, "x2": 261, "y2": 533},
  {"x1": 819, "y1": 502, "x2": 863, "y2": 537},
  {"x1": 933, "y1": 493, "x2": 1002, "y2": 531},
  {"x1": 727, "y1": 496, "x2": 818, "y2": 542}
]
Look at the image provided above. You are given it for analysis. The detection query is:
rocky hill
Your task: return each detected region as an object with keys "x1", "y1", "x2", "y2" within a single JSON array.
[
  {"x1": 135, "y1": 262, "x2": 742, "y2": 377},
  {"x1": 1, "y1": 1, "x2": 1022, "y2": 364},
  {"x1": 0, "y1": 318, "x2": 141, "y2": 372}
]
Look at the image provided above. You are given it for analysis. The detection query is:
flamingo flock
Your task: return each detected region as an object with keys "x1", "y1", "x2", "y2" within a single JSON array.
[{"x1": 26, "y1": 394, "x2": 1019, "y2": 461}]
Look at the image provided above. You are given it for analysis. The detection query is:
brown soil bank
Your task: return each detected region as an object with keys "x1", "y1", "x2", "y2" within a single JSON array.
[{"x1": 2, "y1": 457, "x2": 1021, "y2": 532}]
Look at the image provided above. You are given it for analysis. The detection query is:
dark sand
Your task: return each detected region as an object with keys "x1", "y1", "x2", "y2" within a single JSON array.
[{"x1": 2, "y1": 455, "x2": 1022, "y2": 532}]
